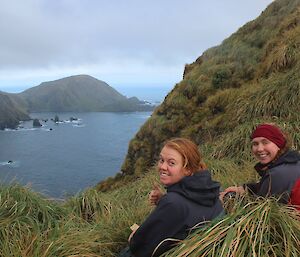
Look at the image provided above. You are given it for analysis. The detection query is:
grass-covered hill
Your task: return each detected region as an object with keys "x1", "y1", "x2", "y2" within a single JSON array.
[
  {"x1": 0, "y1": 75, "x2": 153, "y2": 129},
  {"x1": 18, "y1": 75, "x2": 153, "y2": 112},
  {"x1": 111, "y1": 0, "x2": 300, "y2": 184}
]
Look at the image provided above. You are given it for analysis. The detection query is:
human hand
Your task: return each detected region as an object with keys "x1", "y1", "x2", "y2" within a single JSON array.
[
  {"x1": 148, "y1": 183, "x2": 164, "y2": 206},
  {"x1": 219, "y1": 186, "x2": 245, "y2": 202}
]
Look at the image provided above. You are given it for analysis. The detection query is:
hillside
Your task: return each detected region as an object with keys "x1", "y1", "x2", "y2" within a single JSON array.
[
  {"x1": 18, "y1": 75, "x2": 153, "y2": 112},
  {"x1": 0, "y1": 93, "x2": 30, "y2": 129},
  {"x1": 99, "y1": 0, "x2": 300, "y2": 184}
]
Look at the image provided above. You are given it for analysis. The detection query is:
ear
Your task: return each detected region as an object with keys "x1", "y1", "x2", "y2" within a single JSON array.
[{"x1": 183, "y1": 169, "x2": 192, "y2": 176}]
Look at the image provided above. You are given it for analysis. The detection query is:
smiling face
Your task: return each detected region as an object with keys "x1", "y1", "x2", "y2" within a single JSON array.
[
  {"x1": 157, "y1": 146, "x2": 190, "y2": 186},
  {"x1": 251, "y1": 137, "x2": 280, "y2": 165}
]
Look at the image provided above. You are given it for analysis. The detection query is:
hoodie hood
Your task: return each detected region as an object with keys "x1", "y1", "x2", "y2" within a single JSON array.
[{"x1": 167, "y1": 170, "x2": 221, "y2": 207}]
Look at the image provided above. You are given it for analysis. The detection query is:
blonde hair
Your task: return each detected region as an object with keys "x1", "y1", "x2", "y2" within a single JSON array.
[{"x1": 163, "y1": 138, "x2": 206, "y2": 174}]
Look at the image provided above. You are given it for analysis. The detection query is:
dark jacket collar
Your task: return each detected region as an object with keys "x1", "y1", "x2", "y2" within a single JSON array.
[{"x1": 254, "y1": 150, "x2": 300, "y2": 177}]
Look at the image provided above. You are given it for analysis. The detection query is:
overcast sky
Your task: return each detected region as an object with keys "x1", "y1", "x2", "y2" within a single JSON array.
[{"x1": 0, "y1": 0, "x2": 273, "y2": 94}]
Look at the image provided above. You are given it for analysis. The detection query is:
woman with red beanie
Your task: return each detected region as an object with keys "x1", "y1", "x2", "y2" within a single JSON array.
[{"x1": 220, "y1": 123, "x2": 300, "y2": 206}]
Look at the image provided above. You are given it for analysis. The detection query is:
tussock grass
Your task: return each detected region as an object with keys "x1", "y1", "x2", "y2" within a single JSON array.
[
  {"x1": 0, "y1": 217, "x2": 105, "y2": 257},
  {"x1": 0, "y1": 170, "x2": 161, "y2": 256},
  {"x1": 210, "y1": 119, "x2": 300, "y2": 161},
  {"x1": 164, "y1": 197, "x2": 300, "y2": 257},
  {"x1": 205, "y1": 158, "x2": 257, "y2": 189},
  {"x1": 232, "y1": 69, "x2": 300, "y2": 123},
  {"x1": 65, "y1": 188, "x2": 114, "y2": 222},
  {"x1": 0, "y1": 183, "x2": 107, "y2": 256},
  {"x1": 209, "y1": 122, "x2": 257, "y2": 161},
  {"x1": 63, "y1": 170, "x2": 159, "y2": 255},
  {"x1": 0, "y1": 182, "x2": 65, "y2": 229},
  {"x1": 1, "y1": 161, "x2": 300, "y2": 256}
]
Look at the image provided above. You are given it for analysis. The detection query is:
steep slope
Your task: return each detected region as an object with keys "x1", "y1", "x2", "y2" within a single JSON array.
[
  {"x1": 0, "y1": 93, "x2": 30, "y2": 129},
  {"x1": 114, "y1": 0, "x2": 300, "y2": 179},
  {"x1": 19, "y1": 75, "x2": 153, "y2": 112}
]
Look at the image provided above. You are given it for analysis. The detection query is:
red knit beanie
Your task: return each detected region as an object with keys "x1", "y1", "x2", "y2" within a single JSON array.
[{"x1": 251, "y1": 124, "x2": 286, "y2": 149}]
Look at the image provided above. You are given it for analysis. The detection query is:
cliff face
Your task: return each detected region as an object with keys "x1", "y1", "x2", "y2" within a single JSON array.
[
  {"x1": 0, "y1": 93, "x2": 30, "y2": 129},
  {"x1": 119, "y1": 0, "x2": 300, "y2": 177}
]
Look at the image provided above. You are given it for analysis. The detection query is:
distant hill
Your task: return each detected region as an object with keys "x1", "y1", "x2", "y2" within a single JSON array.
[
  {"x1": 18, "y1": 75, "x2": 154, "y2": 112},
  {"x1": 100, "y1": 0, "x2": 300, "y2": 184},
  {"x1": 0, "y1": 93, "x2": 30, "y2": 129},
  {"x1": 0, "y1": 75, "x2": 154, "y2": 129}
]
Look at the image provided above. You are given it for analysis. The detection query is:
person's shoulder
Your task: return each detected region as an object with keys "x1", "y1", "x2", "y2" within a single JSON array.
[
  {"x1": 160, "y1": 192, "x2": 186, "y2": 205},
  {"x1": 157, "y1": 192, "x2": 188, "y2": 216},
  {"x1": 270, "y1": 161, "x2": 300, "y2": 178}
]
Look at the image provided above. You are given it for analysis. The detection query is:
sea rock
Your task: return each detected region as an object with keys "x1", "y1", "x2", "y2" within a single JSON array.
[{"x1": 33, "y1": 118, "x2": 42, "y2": 127}]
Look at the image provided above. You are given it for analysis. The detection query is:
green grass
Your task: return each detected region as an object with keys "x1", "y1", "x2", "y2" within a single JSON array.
[
  {"x1": 164, "y1": 197, "x2": 300, "y2": 257},
  {"x1": 0, "y1": 172, "x2": 159, "y2": 256},
  {"x1": 2, "y1": 160, "x2": 300, "y2": 256}
]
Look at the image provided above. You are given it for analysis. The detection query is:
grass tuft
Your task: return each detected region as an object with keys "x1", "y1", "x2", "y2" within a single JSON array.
[{"x1": 164, "y1": 197, "x2": 300, "y2": 257}]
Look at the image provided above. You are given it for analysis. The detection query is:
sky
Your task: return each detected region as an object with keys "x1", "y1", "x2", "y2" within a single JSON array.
[{"x1": 0, "y1": 0, "x2": 274, "y2": 99}]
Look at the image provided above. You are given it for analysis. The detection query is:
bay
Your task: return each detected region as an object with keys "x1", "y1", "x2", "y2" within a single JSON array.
[{"x1": 0, "y1": 112, "x2": 151, "y2": 198}]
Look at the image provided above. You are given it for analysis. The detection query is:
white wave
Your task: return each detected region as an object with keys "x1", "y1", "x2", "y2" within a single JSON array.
[
  {"x1": 3, "y1": 128, "x2": 17, "y2": 131},
  {"x1": 18, "y1": 128, "x2": 38, "y2": 131},
  {"x1": 0, "y1": 160, "x2": 20, "y2": 167},
  {"x1": 2, "y1": 128, "x2": 37, "y2": 132},
  {"x1": 41, "y1": 128, "x2": 53, "y2": 132},
  {"x1": 72, "y1": 124, "x2": 85, "y2": 128}
]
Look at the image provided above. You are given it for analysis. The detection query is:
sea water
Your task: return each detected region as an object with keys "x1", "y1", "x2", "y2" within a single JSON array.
[{"x1": 0, "y1": 112, "x2": 151, "y2": 198}]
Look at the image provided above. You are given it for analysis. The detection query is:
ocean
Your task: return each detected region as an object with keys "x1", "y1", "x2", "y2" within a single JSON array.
[{"x1": 0, "y1": 112, "x2": 152, "y2": 198}]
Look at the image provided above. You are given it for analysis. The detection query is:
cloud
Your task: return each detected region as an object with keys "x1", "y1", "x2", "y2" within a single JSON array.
[{"x1": 0, "y1": 0, "x2": 273, "y2": 90}]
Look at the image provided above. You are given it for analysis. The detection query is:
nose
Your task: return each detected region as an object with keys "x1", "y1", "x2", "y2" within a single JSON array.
[
  {"x1": 256, "y1": 143, "x2": 264, "y2": 152},
  {"x1": 160, "y1": 161, "x2": 168, "y2": 170}
]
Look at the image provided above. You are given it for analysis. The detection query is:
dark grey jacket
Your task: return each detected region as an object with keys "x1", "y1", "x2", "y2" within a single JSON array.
[
  {"x1": 246, "y1": 150, "x2": 300, "y2": 203},
  {"x1": 129, "y1": 170, "x2": 223, "y2": 257}
]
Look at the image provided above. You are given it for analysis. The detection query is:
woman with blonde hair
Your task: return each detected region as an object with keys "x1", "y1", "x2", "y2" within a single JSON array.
[{"x1": 124, "y1": 138, "x2": 223, "y2": 257}]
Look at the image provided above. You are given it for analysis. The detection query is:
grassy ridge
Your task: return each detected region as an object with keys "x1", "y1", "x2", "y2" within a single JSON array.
[{"x1": 109, "y1": 0, "x2": 300, "y2": 185}]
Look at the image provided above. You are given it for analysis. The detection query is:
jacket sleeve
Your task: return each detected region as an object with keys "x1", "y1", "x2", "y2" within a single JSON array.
[
  {"x1": 244, "y1": 182, "x2": 260, "y2": 195},
  {"x1": 129, "y1": 193, "x2": 186, "y2": 257}
]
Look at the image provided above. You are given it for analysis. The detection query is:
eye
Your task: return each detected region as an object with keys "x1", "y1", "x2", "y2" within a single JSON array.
[
  {"x1": 158, "y1": 157, "x2": 164, "y2": 164},
  {"x1": 261, "y1": 139, "x2": 270, "y2": 145},
  {"x1": 251, "y1": 141, "x2": 258, "y2": 147},
  {"x1": 168, "y1": 161, "x2": 176, "y2": 166}
]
